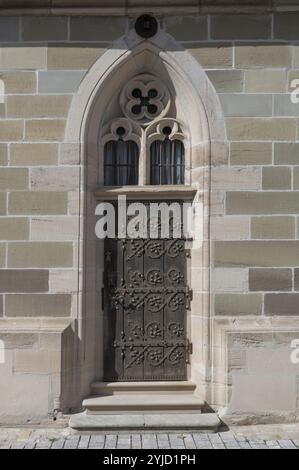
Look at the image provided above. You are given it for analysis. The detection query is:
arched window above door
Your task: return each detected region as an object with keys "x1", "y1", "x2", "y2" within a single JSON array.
[
  {"x1": 102, "y1": 118, "x2": 141, "y2": 186},
  {"x1": 148, "y1": 121, "x2": 185, "y2": 185},
  {"x1": 100, "y1": 74, "x2": 188, "y2": 186},
  {"x1": 104, "y1": 127, "x2": 139, "y2": 186}
]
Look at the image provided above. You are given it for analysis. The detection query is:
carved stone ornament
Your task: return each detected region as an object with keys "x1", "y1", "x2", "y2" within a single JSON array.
[
  {"x1": 146, "y1": 118, "x2": 185, "y2": 146},
  {"x1": 101, "y1": 117, "x2": 142, "y2": 147},
  {"x1": 120, "y1": 74, "x2": 171, "y2": 125}
]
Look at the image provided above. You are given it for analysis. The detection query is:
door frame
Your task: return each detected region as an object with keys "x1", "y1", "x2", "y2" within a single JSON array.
[{"x1": 63, "y1": 29, "x2": 227, "y2": 410}]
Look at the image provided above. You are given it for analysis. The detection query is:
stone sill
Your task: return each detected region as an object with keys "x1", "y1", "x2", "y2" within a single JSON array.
[
  {"x1": 0, "y1": 318, "x2": 73, "y2": 332},
  {"x1": 93, "y1": 185, "x2": 197, "y2": 201}
]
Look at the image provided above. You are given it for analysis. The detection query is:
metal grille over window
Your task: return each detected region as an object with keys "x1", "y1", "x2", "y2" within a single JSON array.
[
  {"x1": 104, "y1": 126, "x2": 139, "y2": 186},
  {"x1": 150, "y1": 126, "x2": 185, "y2": 185}
]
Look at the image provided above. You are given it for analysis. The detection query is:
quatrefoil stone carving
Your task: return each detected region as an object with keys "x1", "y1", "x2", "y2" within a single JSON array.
[{"x1": 120, "y1": 73, "x2": 171, "y2": 125}]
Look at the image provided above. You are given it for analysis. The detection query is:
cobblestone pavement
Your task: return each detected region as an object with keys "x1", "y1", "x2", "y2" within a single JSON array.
[{"x1": 0, "y1": 423, "x2": 299, "y2": 449}]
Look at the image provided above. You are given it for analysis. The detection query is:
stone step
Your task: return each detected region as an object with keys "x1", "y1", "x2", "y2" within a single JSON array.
[
  {"x1": 83, "y1": 393, "x2": 205, "y2": 414},
  {"x1": 90, "y1": 381, "x2": 196, "y2": 395},
  {"x1": 69, "y1": 412, "x2": 221, "y2": 432}
]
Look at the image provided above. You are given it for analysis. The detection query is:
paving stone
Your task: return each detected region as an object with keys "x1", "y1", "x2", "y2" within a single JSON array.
[
  {"x1": 278, "y1": 439, "x2": 297, "y2": 449},
  {"x1": 142, "y1": 434, "x2": 158, "y2": 449},
  {"x1": 224, "y1": 440, "x2": 241, "y2": 449},
  {"x1": 192, "y1": 432, "x2": 210, "y2": 441},
  {"x1": 104, "y1": 434, "x2": 117, "y2": 449},
  {"x1": 35, "y1": 440, "x2": 52, "y2": 449},
  {"x1": 266, "y1": 440, "x2": 281, "y2": 449},
  {"x1": 157, "y1": 434, "x2": 170, "y2": 449},
  {"x1": 1, "y1": 428, "x2": 299, "y2": 450},
  {"x1": 131, "y1": 434, "x2": 142, "y2": 449},
  {"x1": 117, "y1": 434, "x2": 131, "y2": 449},
  {"x1": 64, "y1": 437, "x2": 80, "y2": 449},
  {"x1": 89, "y1": 435, "x2": 105, "y2": 449},
  {"x1": 194, "y1": 441, "x2": 213, "y2": 449},
  {"x1": 233, "y1": 435, "x2": 247, "y2": 442},
  {"x1": 50, "y1": 438, "x2": 65, "y2": 449},
  {"x1": 192, "y1": 433, "x2": 211, "y2": 449},
  {"x1": 11, "y1": 441, "x2": 26, "y2": 449},
  {"x1": 209, "y1": 434, "x2": 225, "y2": 449},
  {"x1": 77, "y1": 435, "x2": 90, "y2": 449},
  {"x1": 169, "y1": 434, "x2": 186, "y2": 449},
  {"x1": 24, "y1": 441, "x2": 36, "y2": 449},
  {"x1": 239, "y1": 442, "x2": 253, "y2": 449},
  {"x1": 0, "y1": 441, "x2": 12, "y2": 449},
  {"x1": 183, "y1": 434, "x2": 196, "y2": 449},
  {"x1": 249, "y1": 443, "x2": 268, "y2": 449},
  {"x1": 211, "y1": 442, "x2": 226, "y2": 449}
]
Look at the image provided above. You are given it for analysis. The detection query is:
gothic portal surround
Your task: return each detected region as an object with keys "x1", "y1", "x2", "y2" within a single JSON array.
[{"x1": 64, "y1": 26, "x2": 227, "y2": 415}]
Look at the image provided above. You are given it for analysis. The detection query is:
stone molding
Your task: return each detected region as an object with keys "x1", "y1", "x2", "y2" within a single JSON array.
[
  {"x1": 64, "y1": 26, "x2": 227, "y2": 405},
  {"x1": 0, "y1": 1, "x2": 299, "y2": 15}
]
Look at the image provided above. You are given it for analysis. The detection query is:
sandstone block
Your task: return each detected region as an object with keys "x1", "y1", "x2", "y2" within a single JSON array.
[
  {"x1": 251, "y1": 216, "x2": 295, "y2": 239},
  {"x1": 22, "y1": 16, "x2": 68, "y2": 41},
  {"x1": 9, "y1": 191, "x2": 68, "y2": 215},
  {"x1": 214, "y1": 293, "x2": 262, "y2": 316},
  {"x1": 8, "y1": 242, "x2": 73, "y2": 268},
  {"x1": 249, "y1": 268, "x2": 292, "y2": 291},
  {"x1": 0, "y1": 218, "x2": 29, "y2": 240},
  {"x1": 262, "y1": 167, "x2": 291, "y2": 190},
  {"x1": 25, "y1": 119, "x2": 66, "y2": 141},
  {"x1": 214, "y1": 240, "x2": 299, "y2": 267},
  {"x1": 230, "y1": 142, "x2": 272, "y2": 166},
  {"x1": 226, "y1": 192, "x2": 299, "y2": 215},
  {"x1": 0, "y1": 269, "x2": 49, "y2": 293},
  {"x1": 0, "y1": 168, "x2": 28, "y2": 190},
  {"x1": 10, "y1": 143, "x2": 58, "y2": 166}
]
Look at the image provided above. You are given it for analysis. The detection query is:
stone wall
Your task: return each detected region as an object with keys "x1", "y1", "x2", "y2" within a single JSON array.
[{"x1": 0, "y1": 12, "x2": 299, "y2": 423}]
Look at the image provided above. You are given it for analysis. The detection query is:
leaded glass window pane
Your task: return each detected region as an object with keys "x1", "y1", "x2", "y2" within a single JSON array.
[
  {"x1": 104, "y1": 127, "x2": 139, "y2": 186},
  {"x1": 150, "y1": 128, "x2": 185, "y2": 185}
]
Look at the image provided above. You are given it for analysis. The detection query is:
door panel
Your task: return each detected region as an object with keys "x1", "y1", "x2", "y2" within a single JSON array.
[{"x1": 103, "y1": 202, "x2": 191, "y2": 381}]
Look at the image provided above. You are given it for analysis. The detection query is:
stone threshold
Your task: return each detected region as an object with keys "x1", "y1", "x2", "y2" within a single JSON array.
[{"x1": 69, "y1": 412, "x2": 221, "y2": 433}]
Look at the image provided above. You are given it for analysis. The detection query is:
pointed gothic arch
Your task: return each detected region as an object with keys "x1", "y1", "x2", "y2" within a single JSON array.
[{"x1": 65, "y1": 27, "x2": 227, "y2": 409}]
